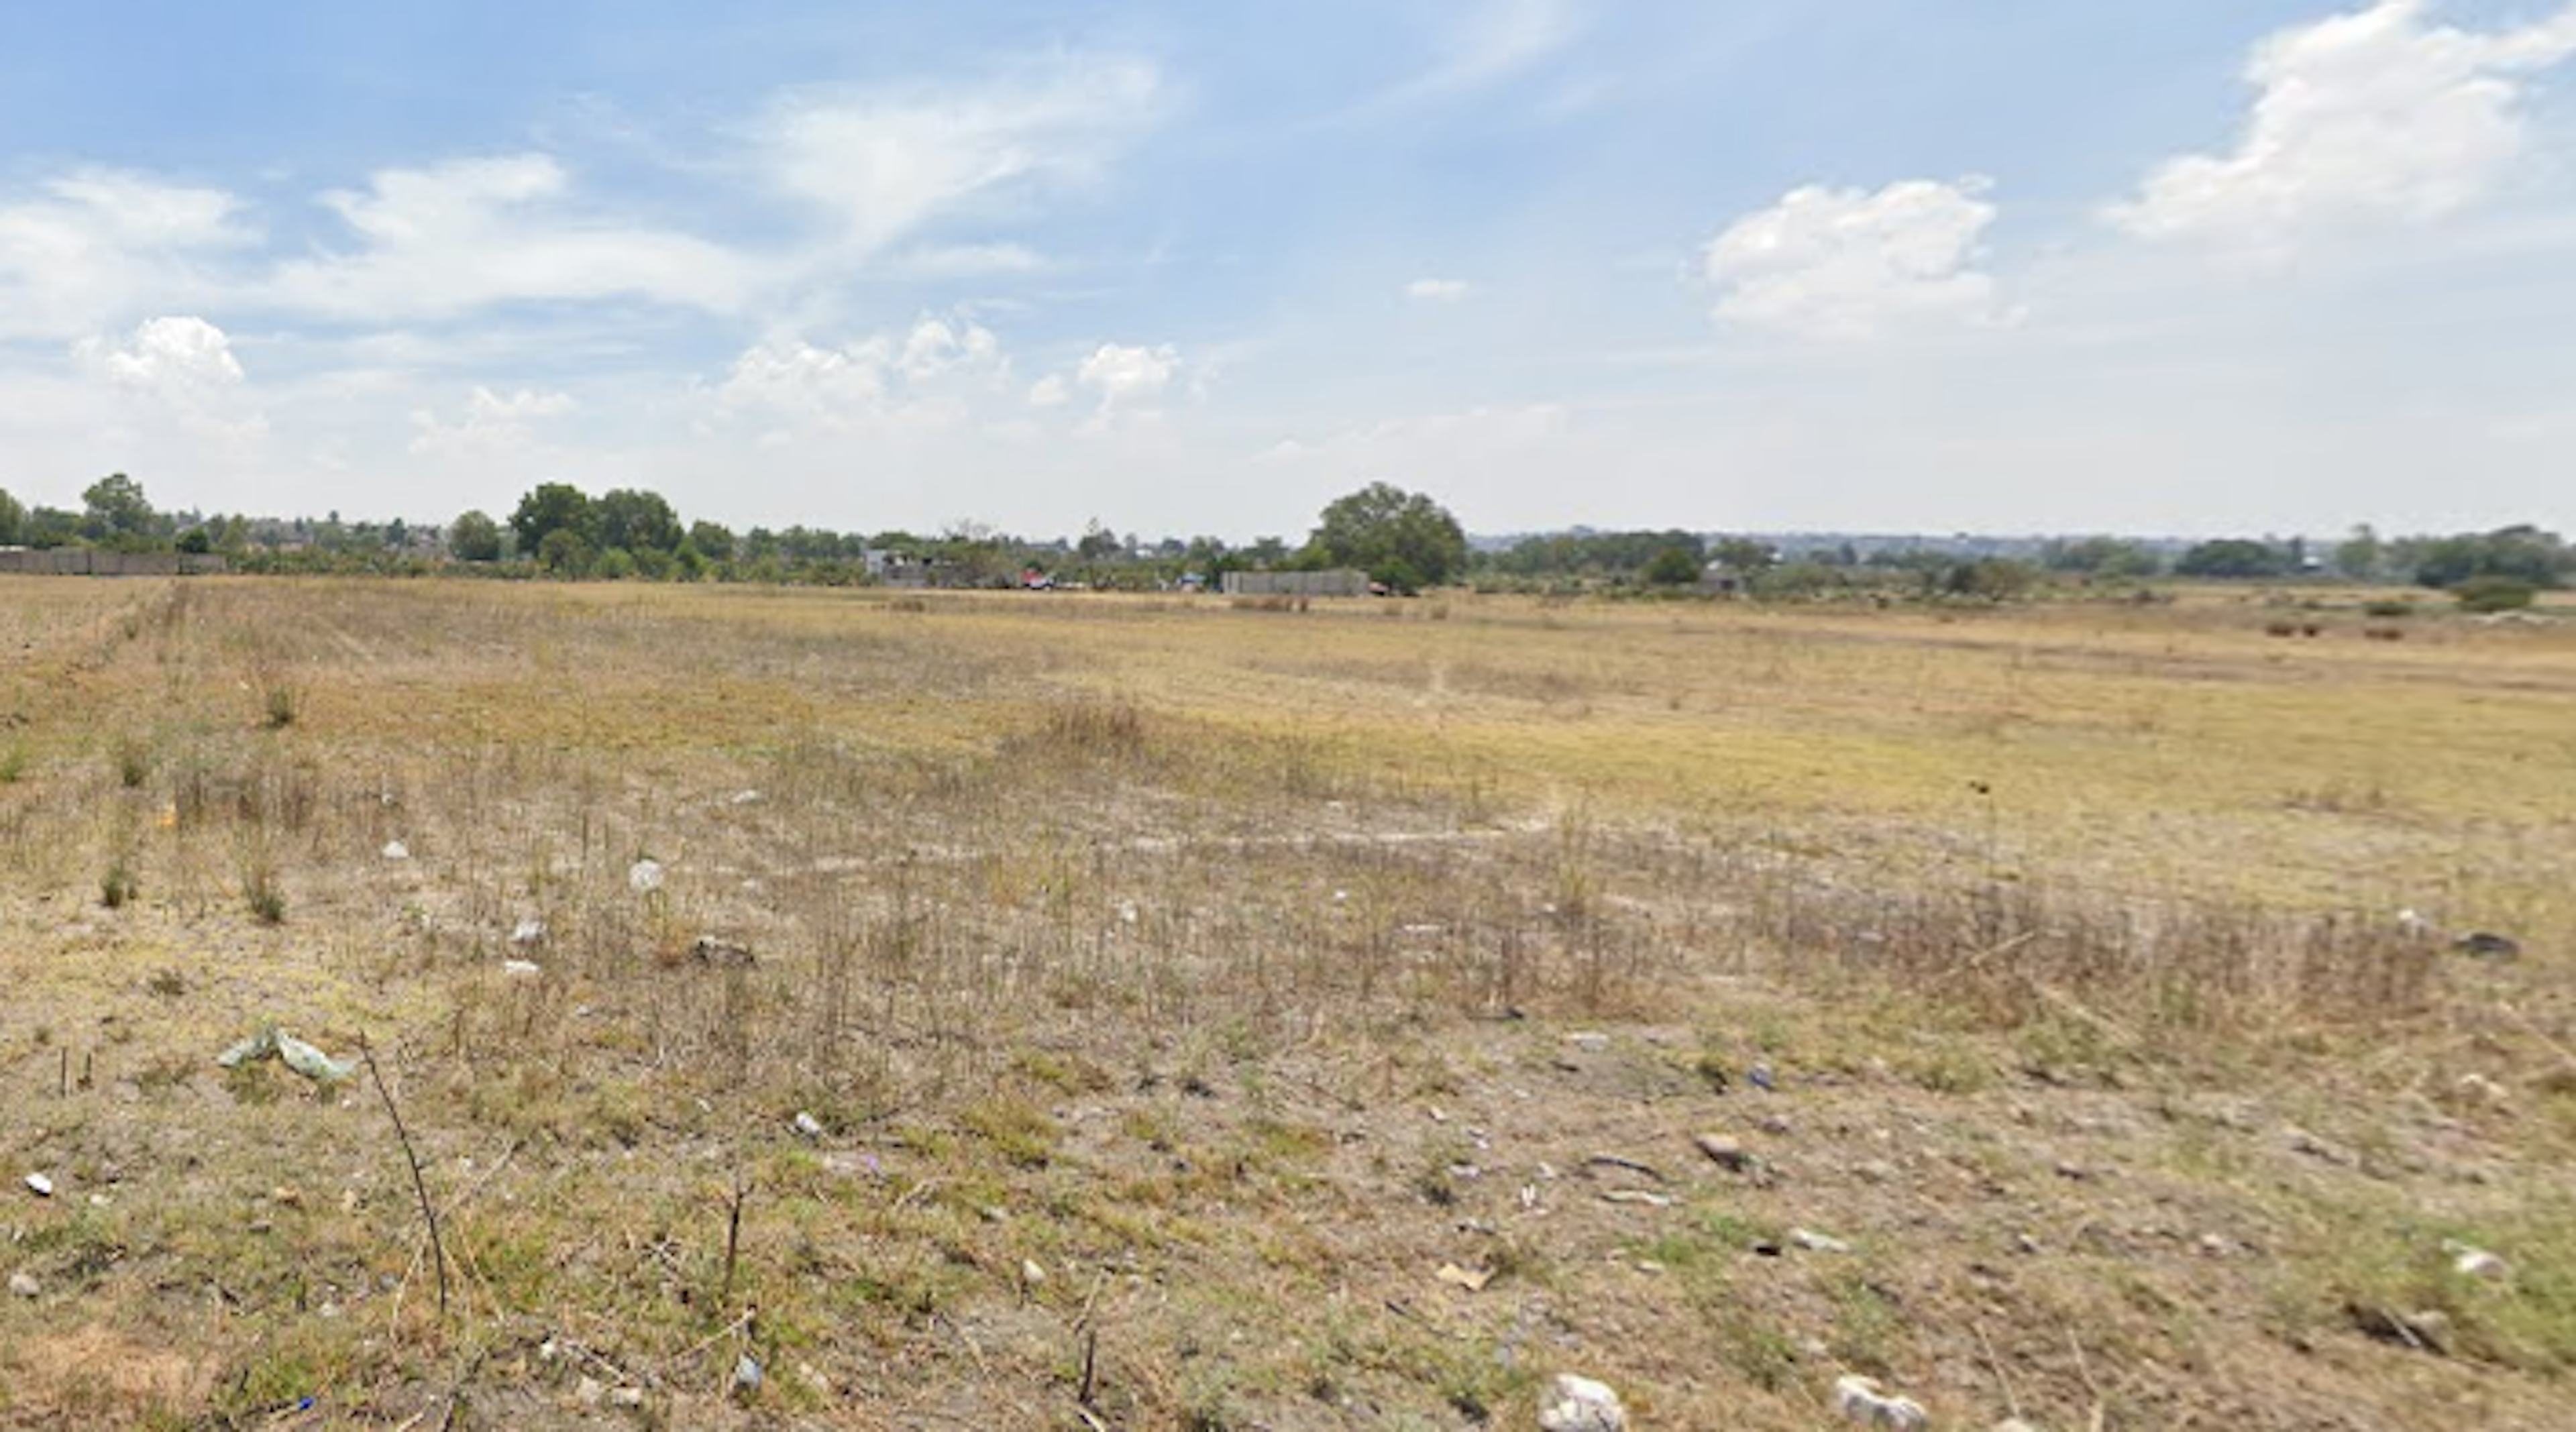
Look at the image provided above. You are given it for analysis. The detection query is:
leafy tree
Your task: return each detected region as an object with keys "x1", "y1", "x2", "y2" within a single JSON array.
[
  {"x1": 23, "y1": 507, "x2": 78, "y2": 548},
  {"x1": 82, "y1": 473, "x2": 158, "y2": 545},
  {"x1": 1642, "y1": 545, "x2": 1703, "y2": 586},
  {"x1": 2042, "y1": 536, "x2": 2162, "y2": 580},
  {"x1": 2411, "y1": 525, "x2": 2567, "y2": 590},
  {"x1": 1304, "y1": 481, "x2": 1468, "y2": 592},
  {"x1": 687, "y1": 520, "x2": 736, "y2": 563},
  {"x1": 1077, "y1": 518, "x2": 1126, "y2": 561},
  {"x1": 595, "y1": 488, "x2": 683, "y2": 555},
  {"x1": 592, "y1": 547, "x2": 639, "y2": 581},
  {"x1": 510, "y1": 483, "x2": 594, "y2": 556},
  {"x1": 536, "y1": 527, "x2": 593, "y2": 576},
  {"x1": 0, "y1": 488, "x2": 22, "y2": 546},
  {"x1": 449, "y1": 510, "x2": 504, "y2": 562},
  {"x1": 2174, "y1": 539, "x2": 2291, "y2": 580},
  {"x1": 175, "y1": 527, "x2": 213, "y2": 555},
  {"x1": 2332, "y1": 524, "x2": 2385, "y2": 582}
]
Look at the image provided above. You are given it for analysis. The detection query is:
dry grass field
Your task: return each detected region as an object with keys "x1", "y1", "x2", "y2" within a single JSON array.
[{"x1": 3, "y1": 575, "x2": 2573, "y2": 1429}]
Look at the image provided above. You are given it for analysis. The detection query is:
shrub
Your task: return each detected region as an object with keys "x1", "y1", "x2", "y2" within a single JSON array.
[{"x1": 2453, "y1": 576, "x2": 2539, "y2": 614}]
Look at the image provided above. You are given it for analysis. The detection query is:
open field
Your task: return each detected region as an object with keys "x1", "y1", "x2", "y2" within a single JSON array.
[{"x1": 3, "y1": 575, "x2": 2573, "y2": 1429}]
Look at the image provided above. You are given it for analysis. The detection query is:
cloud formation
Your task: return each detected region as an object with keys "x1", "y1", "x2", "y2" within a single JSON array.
[
  {"x1": 1703, "y1": 178, "x2": 2002, "y2": 339},
  {"x1": 268, "y1": 154, "x2": 753, "y2": 321},
  {"x1": 755, "y1": 56, "x2": 1161, "y2": 257},
  {"x1": 1405, "y1": 278, "x2": 1472, "y2": 302},
  {"x1": 408, "y1": 385, "x2": 576, "y2": 457},
  {"x1": 0, "y1": 172, "x2": 252, "y2": 339},
  {"x1": 2110, "y1": 1, "x2": 2576, "y2": 248}
]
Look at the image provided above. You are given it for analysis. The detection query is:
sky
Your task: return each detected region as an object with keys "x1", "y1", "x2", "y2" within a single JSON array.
[{"x1": 2, "y1": 0, "x2": 2573, "y2": 541}]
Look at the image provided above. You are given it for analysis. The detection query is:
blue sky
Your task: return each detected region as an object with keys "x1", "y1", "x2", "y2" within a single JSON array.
[{"x1": 2, "y1": 1, "x2": 2572, "y2": 539}]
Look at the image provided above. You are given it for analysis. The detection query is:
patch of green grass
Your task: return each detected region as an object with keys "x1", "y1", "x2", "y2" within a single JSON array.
[{"x1": 957, "y1": 1093, "x2": 1061, "y2": 1168}]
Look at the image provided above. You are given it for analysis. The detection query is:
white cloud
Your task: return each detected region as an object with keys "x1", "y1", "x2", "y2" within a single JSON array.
[
  {"x1": 710, "y1": 315, "x2": 1008, "y2": 435},
  {"x1": 76, "y1": 315, "x2": 246, "y2": 392},
  {"x1": 1405, "y1": 278, "x2": 1472, "y2": 302},
  {"x1": 268, "y1": 154, "x2": 753, "y2": 320},
  {"x1": 2110, "y1": 1, "x2": 2576, "y2": 249},
  {"x1": 1078, "y1": 343, "x2": 1179, "y2": 405},
  {"x1": 1027, "y1": 374, "x2": 1071, "y2": 408},
  {"x1": 0, "y1": 172, "x2": 253, "y2": 339},
  {"x1": 408, "y1": 384, "x2": 576, "y2": 457},
  {"x1": 1703, "y1": 177, "x2": 2003, "y2": 339},
  {"x1": 74, "y1": 315, "x2": 268, "y2": 447},
  {"x1": 755, "y1": 56, "x2": 1161, "y2": 257}
]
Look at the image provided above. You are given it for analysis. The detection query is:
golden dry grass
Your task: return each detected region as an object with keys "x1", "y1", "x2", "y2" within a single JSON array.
[{"x1": 1, "y1": 575, "x2": 2572, "y2": 1429}]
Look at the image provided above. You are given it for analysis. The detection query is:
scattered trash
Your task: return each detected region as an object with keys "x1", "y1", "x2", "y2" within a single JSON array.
[
  {"x1": 511, "y1": 918, "x2": 547, "y2": 946},
  {"x1": 1538, "y1": 1372, "x2": 1627, "y2": 1432},
  {"x1": 792, "y1": 1111, "x2": 825, "y2": 1139},
  {"x1": 629, "y1": 859, "x2": 665, "y2": 895},
  {"x1": 692, "y1": 935, "x2": 755, "y2": 968},
  {"x1": 2349, "y1": 1302, "x2": 2452, "y2": 1355},
  {"x1": 1791, "y1": 1227, "x2": 1851, "y2": 1254},
  {"x1": 381, "y1": 840, "x2": 410, "y2": 861},
  {"x1": 502, "y1": 958, "x2": 542, "y2": 979},
  {"x1": 2454, "y1": 932, "x2": 2522, "y2": 960},
  {"x1": 23, "y1": 1173, "x2": 52, "y2": 1198},
  {"x1": 1436, "y1": 1262, "x2": 1494, "y2": 1292},
  {"x1": 2445, "y1": 1240, "x2": 2508, "y2": 1279},
  {"x1": 1695, "y1": 1134, "x2": 1758, "y2": 1172},
  {"x1": 729, "y1": 789, "x2": 762, "y2": 806},
  {"x1": 1599, "y1": 1189, "x2": 1673, "y2": 1208},
  {"x1": 1833, "y1": 1374, "x2": 1929, "y2": 1429},
  {"x1": 7, "y1": 1272, "x2": 38, "y2": 1298},
  {"x1": 731, "y1": 1353, "x2": 763, "y2": 1398},
  {"x1": 1020, "y1": 1258, "x2": 1047, "y2": 1288},
  {"x1": 1748, "y1": 1062, "x2": 1777, "y2": 1091},
  {"x1": 215, "y1": 1026, "x2": 355, "y2": 1084}
]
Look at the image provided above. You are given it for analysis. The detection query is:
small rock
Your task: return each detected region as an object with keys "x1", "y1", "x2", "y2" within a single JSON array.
[
  {"x1": 610, "y1": 1386, "x2": 645, "y2": 1409},
  {"x1": 1568, "y1": 1032, "x2": 1611, "y2": 1053},
  {"x1": 1600, "y1": 1189, "x2": 1673, "y2": 1208},
  {"x1": 271, "y1": 1185, "x2": 303, "y2": 1208},
  {"x1": 792, "y1": 1111, "x2": 825, "y2": 1139},
  {"x1": 23, "y1": 1173, "x2": 52, "y2": 1198},
  {"x1": 1021, "y1": 1258, "x2": 1047, "y2": 1287},
  {"x1": 381, "y1": 840, "x2": 410, "y2": 861},
  {"x1": 1695, "y1": 1134, "x2": 1758, "y2": 1172},
  {"x1": 797, "y1": 1362, "x2": 832, "y2": 1395},
  {"x1": 1538, "y1": 1372, "x2": 1627, "y2": 1431},
  {"x1": 2447, "y1": 1242, "x2": 2508, "y2": 1280},
  {"x1": 1833, "y1": 1374, "x2": 1928, "y2": 1429},
  {"x1": 2055, "y1": 1160, "x2": 2092, "y2": 1181},
  {"x1": 1748, "y1": 1062, "x2": 1777, "y2": 1091},
  {"x1": 2453, "y1": 932, "x2": 2521, "y2": 960},
  {"x1": 1437, "y1": 1262, "x2": 1493, "y2": 1292},
  {"x1": 729, "y1": 789, "x2": 762, "y2": 806},
  {"x1": 8, "y1": 1272, "x2": 39, "y2": 1298},
  {"x1": 1993, "y1": 1421, "x2": 2041, "y2": 1432},
  {"x1": 575, "y1": 1376, "x2": 604, "y2": 1407},
  {"x1": 629, "y1": 859, "x2": 666, "y2": 894},
  {"x1": 1790, "y1": 1227, "x2": 1851, "y2": 1254}
]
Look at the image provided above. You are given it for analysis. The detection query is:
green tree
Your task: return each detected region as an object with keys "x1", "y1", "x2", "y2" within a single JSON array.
[
  {"x1": 2332, "y1": 524, "x2": 2385, "y2": 582},
  {"x1": 687, "y1": 520, "x2": 736, "y2": 564},
  {"x1": 0, "y1": 488, "x2": 23, "y2": 546},
  {"x1": 82, "y1": 473, "x2": 158, "y2": 546},
  {"x1": 2174, "y1": 539, "x2": 2291, "y2": 580},
  {"x1": 1304, "y1": 482, "x2": 1468, "y2": 592},
  {"x1": 2412, "y1": 525, "x2": 2567, "y2": 590},
  {"x1": 1642, "y1": 545, "x2": 1703, "y2": 586},
  {"x1": 175, "y1": 527, "x2": 212, "y2": 555},
  {"x1": 594, "y1": 488, "x2": 683, "y2": 555},
  {"x1": 537, "y1": 527, "x2": 593, "y2": 576},
  {"x1": 449, "y1": 510, "x2": 504, "y2": 562},
  {"x1": 510, "y1": 483, "x2": 594, "y2": 557}
]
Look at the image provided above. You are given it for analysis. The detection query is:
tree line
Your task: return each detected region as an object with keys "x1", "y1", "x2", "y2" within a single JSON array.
[{"x1": 2, "y1": 472, "x2": 2565, "y2": 606}]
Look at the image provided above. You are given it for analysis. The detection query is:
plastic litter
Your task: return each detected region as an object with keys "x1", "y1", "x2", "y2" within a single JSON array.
[
  {"x1": 629, "y1": 859, "x2": 665, "y2": 894},
  {"x1": 381, "y1": 840, "x2": 410, "y2": 861},
  {"x1": 215, "y1": 1026, "x2": 356, "y2": 1084}
]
